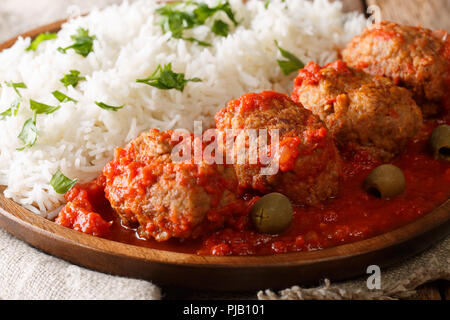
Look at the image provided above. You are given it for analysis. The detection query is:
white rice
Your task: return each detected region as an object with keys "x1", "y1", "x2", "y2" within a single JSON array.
[{"x1": 0, "y1": 0, "x2": 366, "y2": 218}]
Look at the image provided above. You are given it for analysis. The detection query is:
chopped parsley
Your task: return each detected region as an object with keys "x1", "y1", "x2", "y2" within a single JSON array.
[
  {"x1": 136, "y1": 63, "x2": 201, "y2": 92},
  {"x1": 95, "y1": 101, "x2": 124, "y2": 112},
  {"x1": 50, "y1": 170, "x2": 78, "y2": 194},
  {"x1": 52, "y1": 91, "x2": 77, "y2": 103},
  {"x1": 275, "y1": 40, "x2": 305, "y2": 75},
  {"x1": 57, "y1": 28, "x2": 96, "y2": 57},
  {"x1": 193, "y1": 1, "x2": 238, "y2": 25},
  {"x1": 30, "y1": 99, "x2": 60, "y2": 114},
  {"x1": 212, "y1": 19, "x2": 229, "y2": 37},
  {"x1": 60, "y1": 70, "x2": 86, "y2": 88},
  {"x1": 17, "y1": 113, "x2": 37, "y2": 150},
  {"x1": 1, "y1": 82, "x2": 27, "y2": 120},
  {"x1": 17, "y1": 100, "x2": 61, "y2": 150},
  {"x1": 156, "y1": 1, "x2": 238, "y2": 45},
  {"x1": 6, "y1": 82, "x2": 27, "y2": 97},
  {"x1": 26, "y1": 32, "x2": 58, "y2": 51},
  {"x1": 0, "y1": 100, "x2": 20, "y2": 120}
]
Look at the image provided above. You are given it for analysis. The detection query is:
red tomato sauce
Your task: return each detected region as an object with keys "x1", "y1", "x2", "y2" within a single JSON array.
[
  {"x1": 55, "y1": 116, "x2": 450, "y2": 256},
  {"x1": 369, "y1": 26, "x2": 402, "y2": 41},
  {"x1": 293, "y1": 61, "x2": 324, "y2": 87}
]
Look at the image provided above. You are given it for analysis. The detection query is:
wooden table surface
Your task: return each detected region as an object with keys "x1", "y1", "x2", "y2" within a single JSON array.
[{"x1": 339, "y1": 0, "x2": 450, "y2": 301}]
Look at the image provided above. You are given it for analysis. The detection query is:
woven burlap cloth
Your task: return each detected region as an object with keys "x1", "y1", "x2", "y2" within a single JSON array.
[
  {"x1": 0, "y1": 228, "x2": 162, "y2": 300},
  {"x1": 0, "y1": 0, "x2": 449, "y2": 300},
  {"x1": 258, "y1": 236, "x2": 450, "y2": 300}
]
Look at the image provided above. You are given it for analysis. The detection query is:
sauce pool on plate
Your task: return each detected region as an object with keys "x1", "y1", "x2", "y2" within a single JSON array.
[{"x1": 55, "y1": 117, "x2": 450, "y2": 256}]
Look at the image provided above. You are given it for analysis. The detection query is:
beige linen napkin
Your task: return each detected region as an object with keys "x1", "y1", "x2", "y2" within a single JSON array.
[{"x1": 0, "y1": 228, "x2": 161, "y2": 300}]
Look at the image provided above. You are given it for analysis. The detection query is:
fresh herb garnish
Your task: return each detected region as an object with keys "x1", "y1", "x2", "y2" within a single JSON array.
[
  {"x1": 17, "y1": 113, "x2": 37, "y2": 150},
  {"x1": 60, "y1": 70, "x2": 86, "y2": 88},
  {"x1": 182, "y1": 37, "x2": 212, "y2": 47},
  {"x1": 17, "y1": 100, "x2": 61, "y2": 150},
  {"x1": 50, "y1": 170, "x2": 78, "y2": 194},
  {"x1": 6, "y1": 82, "x2": 27, "y2": 97},
  {"x1": 0, "y1": 100, "x2": 20, "y2": 120},
  {"x1": 95, "y1": 102, "x2": 124, "y2": 112},
  {"x1": 193, "y1": 1, "x2": 238, "y2": 26},
  {"x1": 275, "y1": 40, "x2": 305, "y2": 75},
  {"x1": 30, "y1": 99, "x2": 60, "y2": 114},
  {"x1": 212, "y1": 19, "x2": 229, "y2": 37},
  {"x1": 52, "y1": 91, "x2": 77, "y2": 103},
  {"x1": 157, "y1": 3, "x2": 196, "y2": 39},
  {"x1": 26, "y1": 32, "x2": 58, "y2": 51},
  {"x1": 1, "y1": 82, "x2": 26, "y2": 120},
  {"x1": 137, "y1": 63, "x2": 201, "y2": 92},
  {"x1": 57, "y1": 28, "x2": 96, "y2": 57},
  {"x1": 156, "y1": 1, "x2": 238, "y2": 45}
]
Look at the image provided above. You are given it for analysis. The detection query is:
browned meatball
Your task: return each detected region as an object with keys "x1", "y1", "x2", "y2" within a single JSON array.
[
  {"x1": 103, "y1": 129, "x2": 245, "y2": 241},
  {"x1": 215, "y1": 91, "x2": 341, "y2": 206},
  {"x1": 343, "y1": 21, "x2": 450, "y2": 116},
  {"x1": 292, "y1": 61, "x2": 423, "y2": 161}
]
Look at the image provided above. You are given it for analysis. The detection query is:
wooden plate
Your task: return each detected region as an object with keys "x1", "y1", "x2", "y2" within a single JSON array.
[{"x1": 0, "y1": 20, "x2": 449, "y2": 292}]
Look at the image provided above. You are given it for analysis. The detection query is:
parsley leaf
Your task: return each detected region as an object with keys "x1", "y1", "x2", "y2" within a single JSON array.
[
  {"x1": 136, "y1": 63, "x2": 201, "y2": 92},
  {"x1": 2, "y1": 83, "x2": 26, "y2": 121},
  {"x1": 182, "y1": 37, "x2": 212, "y2": 46},
  {"x1": 157, "y1": 3, "x2": 196, "y2": 39},
  {"x1": 17, "y1": 100, "x2": 60, "y2": 150},
  {"x1": 60, "y1": 70, "x2": 86, "y2": 88},
  {"x1": 95, "y1": 102, "x2": 124, "y2": 112},
  {"x1": 57, "y1": 28, "x2": 96, "y2": 57},
  {"x1": 212, "y1": 19, "x2": 229, "y2": 37},
  {"x1": 30, "y1": 99, "x2": 60, "y2": 114},
  {"x1": 0, "y1": 99, "x2": 20, "y2": 120},
  {"x1": 17, "y1": 113, "x2": 37, "y2": 150},
  {"x1": 275, "y1": 40, "x2": 305, "y2": 75},
  {"x1": 26, "y1": 32, "x2": 58, "y2": 51},
  {"x1": 193, "y1": 1, "x2": 238, "y2": 26},
  {"x1": 6, "y1": 82, "x2": 27, "y2": 97},
  {"x1": 52, "y1": 91, "x2": 77, "y2": 103},
  {"x1": 156, "y1": 1, "x2": 237, "y2": 45},
  {"x1": 50, "y1": 170, "x2": 78, "y2": 194}
]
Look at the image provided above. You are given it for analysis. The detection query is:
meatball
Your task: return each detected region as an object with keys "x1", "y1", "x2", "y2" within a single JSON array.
[
  {"x1": 342, "y1": 21, "x2": 450, "y2": 116},
  {"x1": 103, "y1": 129, "x2": 245, "y2": 241},
  {"x1": 292, "y1": 61, "x2": 423, "y2": 161},
  {"x1": 215, "y1": 91, "x2": 340, "y2": 206}
]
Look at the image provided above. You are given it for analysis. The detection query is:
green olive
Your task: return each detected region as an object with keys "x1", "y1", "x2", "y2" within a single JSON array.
[
  {"x1": 251, "y1": 193, "x2": 293, "y2": 234},
  {"x1": 363, "y1": 164, "x2": 405, "y2": 199},
  {"x1": 430, "y1": 125, "x2": 450, "y2": 161}
]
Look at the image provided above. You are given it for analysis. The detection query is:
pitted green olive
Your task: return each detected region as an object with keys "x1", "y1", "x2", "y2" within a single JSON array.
[
  {"x1": 363, "y1": 164, "x2": 405, "y2": 199},
  {"x1": 251, "y1": 193, "x2": 293, "y2": 234},
  {"x1": 430, "y1": 125, "x2": 450, "y2": 161}
]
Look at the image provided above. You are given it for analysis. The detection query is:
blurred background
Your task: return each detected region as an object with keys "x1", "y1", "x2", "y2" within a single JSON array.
[
  {"x1": 0, "y1": 0, "x2": 124, "y2": 42},
  {"x1": 0, "y1": 0, "x2": 449, "y2": 43}
]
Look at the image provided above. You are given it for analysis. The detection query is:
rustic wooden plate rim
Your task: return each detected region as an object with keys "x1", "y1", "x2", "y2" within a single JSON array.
[{"x1": 1, "y1": 196, "x2": 449, "y2": 267}]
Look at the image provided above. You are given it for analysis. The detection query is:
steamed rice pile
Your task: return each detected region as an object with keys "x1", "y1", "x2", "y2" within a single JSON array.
[{"x1": 0, "y1": 0, "x2": 366, "y2": 217}]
